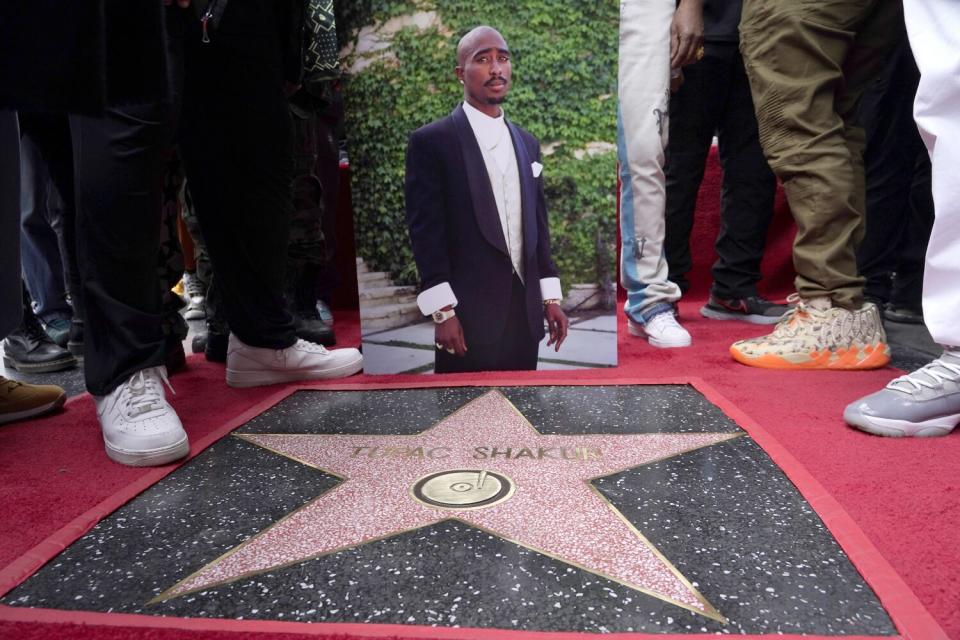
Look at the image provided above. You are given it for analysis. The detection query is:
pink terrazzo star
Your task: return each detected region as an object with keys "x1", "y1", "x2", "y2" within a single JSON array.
[{"x1": 158, "y1": 390, "x2": 738, "y2": 620}]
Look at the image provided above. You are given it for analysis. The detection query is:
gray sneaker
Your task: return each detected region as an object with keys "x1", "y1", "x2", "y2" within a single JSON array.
[{"x1": 844, "y1": 351, "x2": 960, "y2": 437}]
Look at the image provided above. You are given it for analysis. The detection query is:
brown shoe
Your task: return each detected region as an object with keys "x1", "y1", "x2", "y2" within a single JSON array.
[{"x1": 0, "y1": 376, "x2": 66, "y2": 426}]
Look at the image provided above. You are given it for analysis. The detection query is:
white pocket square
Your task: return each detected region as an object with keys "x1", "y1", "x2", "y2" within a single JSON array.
[{"x1": 531, "y1": 161, "x2": 543, "y2": 178}]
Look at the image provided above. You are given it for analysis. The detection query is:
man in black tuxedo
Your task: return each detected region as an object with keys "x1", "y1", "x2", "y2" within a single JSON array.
[{"x1": 405, "y1": 26, "x2": 568, "y2": 374}]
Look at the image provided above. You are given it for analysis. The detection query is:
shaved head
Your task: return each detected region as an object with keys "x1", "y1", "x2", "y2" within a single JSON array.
[{"x1": 457, "y1": 26, "x2": 507, "y2": 66}]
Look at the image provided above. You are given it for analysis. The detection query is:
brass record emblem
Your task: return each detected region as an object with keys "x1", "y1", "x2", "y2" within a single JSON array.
[{"x1": 412, "y1": 469, "x2": 515, "y2": 510}]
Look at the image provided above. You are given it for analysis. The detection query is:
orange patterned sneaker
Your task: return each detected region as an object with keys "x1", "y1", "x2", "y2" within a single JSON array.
[{"x1": 729, "y1": 295, "x2": 890, "y2": 370}]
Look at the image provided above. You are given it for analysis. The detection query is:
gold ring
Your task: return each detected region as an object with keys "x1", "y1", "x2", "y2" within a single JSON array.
[{"x1": 696, "y1": 46, "x2": 705, "y2": 61}]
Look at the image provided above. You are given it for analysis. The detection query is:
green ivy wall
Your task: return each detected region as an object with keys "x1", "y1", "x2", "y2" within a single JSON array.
[{"x1": 337, "y1": 0, "x2": 618, "y2": 291}]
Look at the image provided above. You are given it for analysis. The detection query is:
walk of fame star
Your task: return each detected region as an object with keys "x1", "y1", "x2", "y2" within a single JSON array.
[{"x1": 155, "y1": 390, "x2": 739, "y2": 621}]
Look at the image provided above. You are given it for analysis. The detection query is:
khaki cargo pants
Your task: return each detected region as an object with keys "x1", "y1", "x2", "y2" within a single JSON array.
[{"x1": 740, "y1": 0, "x2": 901, "y2": 309}]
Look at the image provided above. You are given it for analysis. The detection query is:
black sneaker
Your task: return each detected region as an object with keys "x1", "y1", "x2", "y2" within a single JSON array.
[{"x1": 700, "y1": 294, "x2": 789, "y2": 325}]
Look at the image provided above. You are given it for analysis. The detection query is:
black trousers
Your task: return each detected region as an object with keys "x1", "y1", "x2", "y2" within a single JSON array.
[
  {"x1": 70, "y1": 101, "x2": 172, "y2": 395},
  {"x1": 435, "y1": 275, "x2": 539, "y2": 374},
  {"x1": 64, "y1": 2, "x2": 296, "y2": 395},
  {"x1": 856, "y1": 36, "x2": 934, "y2": 310},
  {"x1": 177, "y1": 3, "x2": 296, "y2": 349},
  {"x1": 663, "y1": 44, "x2": 776, "y2": 299}
]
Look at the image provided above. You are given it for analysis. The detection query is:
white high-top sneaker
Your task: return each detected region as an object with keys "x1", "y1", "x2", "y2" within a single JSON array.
[
  {"x1": 95, "y1": 366, "x2": 189, "y2": 466},
  {"x1": 225, "y1": 334, "x2": 363, "y2": 388}
]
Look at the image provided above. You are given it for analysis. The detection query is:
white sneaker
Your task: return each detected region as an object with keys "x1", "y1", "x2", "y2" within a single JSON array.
[
  {"x1": 627, "y1": 311, "x2": 691, "y2": 348},
  {"x1": 94, "y1": 366, "x2": 189, "y2": 467},
  {"x1": 225, "y1": 334, "x2": 363, "y2": 388}
]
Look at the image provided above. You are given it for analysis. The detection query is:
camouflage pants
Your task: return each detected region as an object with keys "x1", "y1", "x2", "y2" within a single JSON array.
[{"x1": 287, "y1": 112, "x2": 330, "y2": 312}]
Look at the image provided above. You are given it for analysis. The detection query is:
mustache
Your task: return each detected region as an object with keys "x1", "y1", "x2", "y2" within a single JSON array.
[{"x1": 485, "y1": 78, "x2": 508, "y2": 87}]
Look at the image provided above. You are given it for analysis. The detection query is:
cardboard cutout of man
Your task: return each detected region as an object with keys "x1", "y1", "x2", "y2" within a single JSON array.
[{"x1": 405, "y1": 26, "x2": 568, "y2": 373}]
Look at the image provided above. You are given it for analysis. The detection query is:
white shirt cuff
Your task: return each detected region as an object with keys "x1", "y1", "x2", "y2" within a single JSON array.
[
  {"x1": 540, "y1": 277, "x2": 562, "y2": 301},
  {"x1": 417, "y1": 282, "x2": 458, "y2": 315}
]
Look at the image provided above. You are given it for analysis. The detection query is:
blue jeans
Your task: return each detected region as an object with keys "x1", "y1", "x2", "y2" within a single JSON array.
[{"x1": 19, "y1": 126, "x2": 72, "y2": 323}]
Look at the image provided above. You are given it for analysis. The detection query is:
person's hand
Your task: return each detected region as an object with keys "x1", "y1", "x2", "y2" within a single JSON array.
[
  {"x1": 544, "y1": 303, "x2": 568, "y2": 352},
  {"x1": 162, "y1": 0, "x2": 192, "y2": 7},
  {"x1": 670, "y1": 0, "x2": 704, "y2": 69},
  {"x1": 435, "y1": 315, "x2": 468, "y2": 357}
]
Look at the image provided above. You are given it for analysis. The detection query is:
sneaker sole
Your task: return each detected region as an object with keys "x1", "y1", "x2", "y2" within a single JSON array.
[
  {"x1": 225, "y1": 354, "x2": 364, "y2": 388},
  {"x1": 729, "y1": 343, "x2": 891, "y2": 370},
  {"x1": 700, "y1": 306, "x2": 784, "y2": 325},
  {"x1": 3, "y1": 354, "x2": 78, "y2": 373},
  {"x1": 105, "y1": 435, "x2": 190, "y2": 467},
  {"x1": 0, "y1": 391, "x2": 66, "y2": 426},
  {"x1": 845, "y1": 411, "x2": 960, "y2": 438},
  {"x1": 627, "y1": 321, "x2": 691, "y2": 348}
]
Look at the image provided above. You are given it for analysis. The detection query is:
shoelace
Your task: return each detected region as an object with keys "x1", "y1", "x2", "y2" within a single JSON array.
[
  {"x1": 184, "y1": 276, "x2": 205, "y2": 300},
  {"x1": 888, "y1": 358, "x2": 960, "y2": 392},
  {"x1": 769, "y1": 293, "x2": 807, "y2": 335},
  {"x1": 647, "y1": 311, "x2": 682, "y2": 333},
  {"x1": 22, "y1": 312, "x2": 50, "y2": 343},
  {"x1": 121, "y1": 368, "x2": 175, "y2": 418},
  {"x1": 1, "y1": 378, "x2": 24, "y2": 394},
  {"x1": 294, "y1": 339, "x2": 329, "y2": 355}
]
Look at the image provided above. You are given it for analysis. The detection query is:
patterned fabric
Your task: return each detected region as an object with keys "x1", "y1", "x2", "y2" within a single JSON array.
[
  {"x1": 303, "y1": 0, "x2": 340, "y2": 86},
  {"x1": 730, "y1": 296, "x2": 890, "y2": 370}
]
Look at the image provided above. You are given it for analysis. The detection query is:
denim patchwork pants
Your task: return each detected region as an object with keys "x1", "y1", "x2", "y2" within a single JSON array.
[{"x1": 618, "y1": 0, "x2": 682, "y2": 325}]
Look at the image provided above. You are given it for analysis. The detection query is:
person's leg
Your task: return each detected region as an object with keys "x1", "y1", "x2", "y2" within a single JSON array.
[
  {"x1": 663, "y1": 53, "x2": 721, "y2": 295},
  {"x1": 286, "y1": 113, "x2": 334, "y2": 346},
  {"x1": 178, "y1": 0, "x2": 296, "y2": 351},
  {"x1": 711, "y1": 49, "x2": 779, "y2": 301},
  {"x1": 907, "y1": 1, "x2": 960, "y2": 351},
  {"x1": 157, "y1": 150, "x2": 189, "y2": 371},
  {"x1": 71, "y1": 105, "x2": 170, "y2": 396},
  {"x1": 0, "y1": 112, "x2": 21, "y2": 338},
  {"x1": 732, "y1": 0, "x2": 897, "y2": 369},
  {"x1": 179, "y1": 1, "x2": 361, "y2": 386},
  {"x1": 844, "y1": 0, "x2": 960, "y2": 436},
  {"x1": 70, "y1": 100, "x2": 189, "y2": 466},
  {"x1": 18, "y1": 113, "x2": 84, "y2": 354},
  {"x1": 856, "y1": 36, "x2": 916, "y2": 307},
  {"x1": 618, "y1": 0, "x2": 688, "y2": 347},
  {"x1": 314, "y1": 109, "x2": 342, "y2": 314},
  {"x1": 887, "y1": 148, "x2": 934, "y2": 320},
  {"x1": 18, "y1": 130, "x2": 71, "y2": 328},
  {"x1": 0, "y1": 111, "x2": 67, "y2": 425}
]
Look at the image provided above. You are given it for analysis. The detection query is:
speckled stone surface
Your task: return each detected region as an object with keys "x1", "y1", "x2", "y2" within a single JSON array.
[{"x1": 2, "y1": 385, "x2": 896, "y2": 635}]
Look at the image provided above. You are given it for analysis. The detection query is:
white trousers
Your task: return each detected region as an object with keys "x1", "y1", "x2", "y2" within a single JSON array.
[
  {"x1": 617, "y1": 0, "x2": 682, "y2": 324},
  {"x1": 904, "y1": 0, "x2": 960, "y2": 348}
]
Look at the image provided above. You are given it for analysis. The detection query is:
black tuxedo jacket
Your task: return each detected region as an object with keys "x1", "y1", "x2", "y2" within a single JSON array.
[{"x1": 405, "y1": 104, "x2": 559, "y2": 345}]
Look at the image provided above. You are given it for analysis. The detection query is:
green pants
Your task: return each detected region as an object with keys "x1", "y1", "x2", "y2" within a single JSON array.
[{"x1": 740, "y1": 0, "x2": 901, "y2": 309}]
